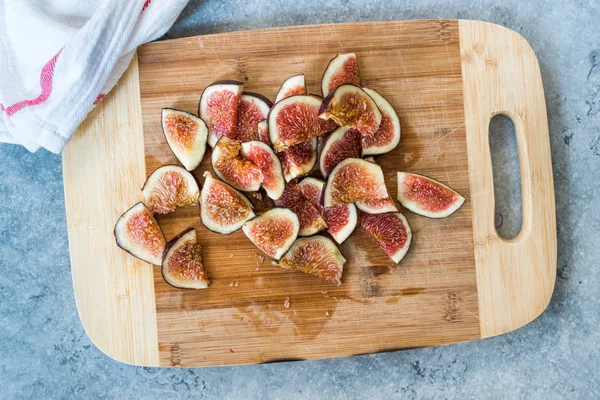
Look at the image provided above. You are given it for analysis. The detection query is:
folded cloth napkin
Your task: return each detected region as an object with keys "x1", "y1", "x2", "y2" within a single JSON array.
[{"x1": 0, "y1": 0, "x2": 189, "y2": 153}]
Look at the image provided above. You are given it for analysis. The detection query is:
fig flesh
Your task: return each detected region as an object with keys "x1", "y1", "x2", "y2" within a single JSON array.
[
  {"x1": 319, "y1": 84, "x2": 382, "y2": 136},
  {"x1": 257, "y1": 120, "x2": 270, "y2": 144},
  {"x1": 361, "y1": 88, "x2": 401, "y2": 156},
  {"x1": 275, "y1": 74, "x2": 307, "y2": 103},
  {"x1": 268, "y1": 95, "x2": 337, "y2": 151},
  {"x1": 161, "y1": 108, "x2": 208, "y2": 171},
  {"x1": 355, "y1": 197, "x2": 398, "y2": 214},
  {"x1": 200, "y1": 171, "x2": 255, "y2": 234},
  {"x1": 323, "y1": 158, "x2": 387, "y2": 207},
  {"x1": 235, "y1": 92, "x2": 272, "y2": 142},
  {"x1": 242, "y1": 208, "x2": 300, "y2": 260},
  {"x1": 318, "y1": 126, "x2": 361, "y2": 178},
  {"x1": 142, "y1": 165, "x2": 200, "y2": 214},
  {"x1": 397, "y1": 172, "x2": 465, "y2": 218},
  {"x1": 321, "y1": 53, "x2": 361, "y2": 97},
  {"x1": 211, "y1": 136, "x2": 263, "y2": 192},
  {"x1": 240, "y1": 141, "x2": 285, "y2": 200},
  {"x1": 359, "y1": 212, "x2": 412, "y2": 264},
  {"x1": 278, "y1": 236, "x2": 346, "y2": 285},
  {"x1": 199, "y1": 80, "x2": 243, "y2": 148},
  {"x1": 275, "y1": 180, "x2": 327, "y2": 236},
  {"x1": 162, "y1": 228, "x2": 210, "y2": 289},
  {"x1": 114, "y1": 202, "x2": 166, "y2": 265},
  {"x1": 278, "y1": 139, "x2": 317, "y2": 182}
]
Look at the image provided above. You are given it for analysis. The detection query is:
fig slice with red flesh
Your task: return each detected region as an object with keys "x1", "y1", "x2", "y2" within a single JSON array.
[
  {"x1": 361, "y1": 88, "x2": 401, "y2": 156},
  {"x1": 298, "y1": 177, "x2": 357, "y2": 244},
  {"x1": 319, "y1": 126, "x2": 361, "y2": 178},
  {"x1": 319, "y1": 84, "x2": 382, "y2": 137},
  {"x1": 162, "y1": 228, "x2": 210, "y2": 289},
  {"x1": 323, "y1": 158, "x2": 387, "y2": 207},
  {"x1": 114, "y1": 202, "x2": 166, "y2": 265},
  {"x1": 199, "y1": 80, "x2": 243, "y2": 148},
  {"x1": 321, "y1": 53, "x2": 361, "y2": 97},
  {"x1": 268, "y1": 95, "x2": 338, "y2": 152},
  {"x1": 278, "y1": 138, "x2": 317, "y2": 182},
  {"x1": 235, "y1": 92, "x2": 272, "y2": 142},
  {"x1": 161, "y1": 108, "x2": 209, "y2": 171},
  {"x1": 257, "y1": 120, "x2": 270, "y2": 144},
  {"x1": 275, "y1": 74, "x2": 307, "y2": 103},
  {"x1": 242, "y1": 208, "x2": 300, "y2": 260},
  {"x1": 397, "y1": 172, "x2": 465, "y2": 218},
  {"x1": 142, "y1": 165, "x2": 200, "y2": 215},
  {"x1": 278, "y1": 235, "x2": 346, "y2": 285},
  {"x1": 354, "y1": 156, "x2": 398, "y2": 214},
  {"x1": 212, "y1": 136, "x2": 263, "y2": 192},
  {"x1": 275, "y1": 180, "x2": 327, "y2": 236},
  {"x1": 359, "y1": 212, "x2": 412, "y2": 264},
  {"x1": 200, "y1": 171, "x2": 255, "y2": 234},
  {"x1": 240, "y1": 141, "x2": 285, "y2": 200}
]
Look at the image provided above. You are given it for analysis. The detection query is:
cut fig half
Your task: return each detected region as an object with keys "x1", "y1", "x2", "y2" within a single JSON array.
[
  {"x1": 142, "y1": 165, "x2": 200, "y2": 215},
  {"x1": 161, "y1": 108, "x2": 208, "y2": 171},
  {"x1": 297, "y1": 177, "x2": 325, "y2": 205},
  {"x1": 257, "y1": 120, "x2": 270, "y2": 144},
  {"x1": 321, "y1": 53, "x2": 361, "y2": 97},
  {"x1": 114, "y1": 202, "x2": 166, "y2": 265},
  {"x1": 242, "y1": 208, "x2": 300, "y2": 260},
  {"x1": 275, "y1": 74, "x2": 307, "y2": 103},
  {"x1": 355, "y1": 197, "x2": 398, "y2": 214},
  {"x1": 278, "y1": 139, "x2": 317, "y2": 182},
  {"x1": 199, "y1": 80, "x2": 243, "y2": 148},
  {"x1": 397, "y1": 172, "x2": 465, "y2": 218},
  {"x1": 235, "y1": 92, "x2": 272, "y2": 142},
  {"x1": 323, "y1": 158, "x2": 387, "y2": 207},
  {"x1": 162, "y1": 228, "x2": 210, "y2": 289},
  {"x1": 360, "y1": 212, "x2": 412, "y2": 263},
  {"x1": 319, "y1": 84, "x2": 382, "y2": 136},
  {"x1": 240, "y1": 141, "x2": 285, "y2": 200},
  {"x1": 200, "y1": 171, "x2": 255, "y2": 234},
  {"x1": 319, "y1": 126, "x2": 361, "y2": 178},
  {"x1": 361, "y1": 88, "x2": 401, "y2": 156},
  {"x1": 275, "y1": 181, "x2": 327, "y2": 236},
  {"x1": 212, "y1": 136, "x2": 263, "y2": 192},
  {"x1": 278, "y1": 236, "x2": 346, "y2": 285},
  {"x1": 268, "y1": 95, "x2": 338, "y2": 151}
]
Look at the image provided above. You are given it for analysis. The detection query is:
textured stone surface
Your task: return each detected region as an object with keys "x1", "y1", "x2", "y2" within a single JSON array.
[{"x1": 1, "y1": 1, "x2": 599, "y2": 398}]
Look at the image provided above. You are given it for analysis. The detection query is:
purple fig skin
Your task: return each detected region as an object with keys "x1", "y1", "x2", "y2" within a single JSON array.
[{"x1": 318, "y1": 90, "x2": 336, "y2": 116}]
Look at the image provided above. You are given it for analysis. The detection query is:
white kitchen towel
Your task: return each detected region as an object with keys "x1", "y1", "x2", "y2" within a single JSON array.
[{"x1": 0, "y1": 0, "x2": 189, "y2": 153}]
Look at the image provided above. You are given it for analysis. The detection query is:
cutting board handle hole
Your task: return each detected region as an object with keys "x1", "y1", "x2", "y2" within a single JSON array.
[{"x1": 489, "y1": 114, "x2": 523, "y2": 239}]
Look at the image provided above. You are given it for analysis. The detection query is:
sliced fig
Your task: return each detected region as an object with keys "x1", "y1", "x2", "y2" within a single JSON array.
[
  {"x1": 275, "y1": 74, "x2": 307, "y2": 103},
  {"x1": 114, "y1": 202, "x2": 166, "y2": 265},
  {"x1": 161, "y1": 108, "x2": 208, "y2": 171},
  {"x1": 360, "y1": 212, "x2": 412, "y2": 263},
  {"x1": 200, "y1": 171, "x2": 255, "y2": 234},
  {"x1": 323, "y1": 158, "x2": 387, "y2": 207},
  {"x1": 257, "y1": 120, "x2": 270, "y2": 144},
  {"x1": 268, "y1": 95, "x2": 337, "y2": 151},
  {"x1": 297, "y1": 176, "x2": 324, "y2": 205},
  {"x1": 199, "y1": 80, "x2": 243, "y2": 148},
  {"x1": 361, "y1": 88, "x2": 401, "y2": 156},
  {"x1": 162, "y1": 228, "x2": 209, "y2": 289},
  {"x1": 242, "y1": 208, "x2": 300, "y2": 260},
  {"x1": 142, "y1": 165, "x2": 200, "y2": 215},
  {"x1": 397, "y1": 172, "x2": 465, "y2": 218},
  {"x1": 321, "y1": 53, "x2": 361, "y2": 97},
  {"x1": 275, "y1": 181, "x2": 327, "y2": 236},
  {"x1": 318, "y1": 126, "x2": 361, "y2": 178},
  {"x1": 278, "y1": 236, "x2": 346, "y2": 285},
  {"x1": 319, "y1": 84, "x2": 382, "y2": 136},
  {"x1": 277, "y1": 138, "x2": 317, "y2": 182},
  {"x1": 240, "y1": 141, "x2": 285, "y2": 200},
  {"x1": 355, "y1": 197, "x2": 398, "y2": 214},
  {"x1": 235, "y1": 93, "x2": 272, "y2": 142},
  {"x1": 212, "y1": 136, "x2": 263, "y2": 192}
]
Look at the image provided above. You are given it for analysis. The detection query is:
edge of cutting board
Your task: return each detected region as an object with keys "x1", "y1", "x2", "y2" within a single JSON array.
[{"x1": 62, "y1": 20, "x2": 556, "y2": 366}]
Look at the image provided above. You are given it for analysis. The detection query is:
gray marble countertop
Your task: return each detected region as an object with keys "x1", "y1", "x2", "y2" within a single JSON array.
[{"x1": 1, "y1": 1, "x2": 599, "y2": 399}]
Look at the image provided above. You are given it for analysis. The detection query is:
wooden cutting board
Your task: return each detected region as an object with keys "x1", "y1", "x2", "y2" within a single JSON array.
[{"x1": 62, "y1": 20, "x2": 556, "y2": 367}]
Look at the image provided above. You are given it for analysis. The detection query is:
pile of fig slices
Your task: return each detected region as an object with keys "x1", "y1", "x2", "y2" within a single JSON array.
[{"x1": 114, "y1": 53, "x2": 465, "y2": 289}]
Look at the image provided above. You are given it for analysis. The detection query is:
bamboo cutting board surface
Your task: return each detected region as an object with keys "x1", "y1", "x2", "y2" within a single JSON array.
[{"x1": 63, "y1": 20, "x2": 557, "y2": 367}]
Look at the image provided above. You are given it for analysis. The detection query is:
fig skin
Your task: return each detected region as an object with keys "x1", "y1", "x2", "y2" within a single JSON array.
[
  {"x1": 361, "y1": 88, "x2": 401, "y2": 156},
  {"x1": 199, "y1": 80, "x2": 244, "y2": 148},
  {"x1": 162, "y1": 228, "x2": 210, "y2": 290},
  {"x1": 321, "y1": 53, "x2": 361, "y2": 97},
  {"x1": 161, "y1": 108, "x2": 209, "y2": 171},
  {"x1": 275, "y1": 74, "x2": 307, "y2": 103},
  {"x1": 141, "y1": 165, "x2": 200, "y2": 215},
  {"x1": 359, "y1": 211, "x2": 412, "y2": 264},
  {"x1": 318, "y1": 126, "x2": 362, "y2": 178},
  {"x1": 114, "y1": 202, "x2": 166, "y2": 265},
  {"x1": 397, "y1": 172, "x2": 465, "y2": 218},
  {"x1": 235, "y1": 92, "x2": 273, "y2": 142},
  {"x1": 322, "y1": 157, "x2": 388, "y2": 207},
  {"x1": 242, "y1": 208, "x2": 300, "y2": 260}
]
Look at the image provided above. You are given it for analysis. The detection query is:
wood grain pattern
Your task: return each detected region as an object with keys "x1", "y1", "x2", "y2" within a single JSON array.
[{"x1": 459, "y1": 20, "x2": 556, "y2": 337}]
